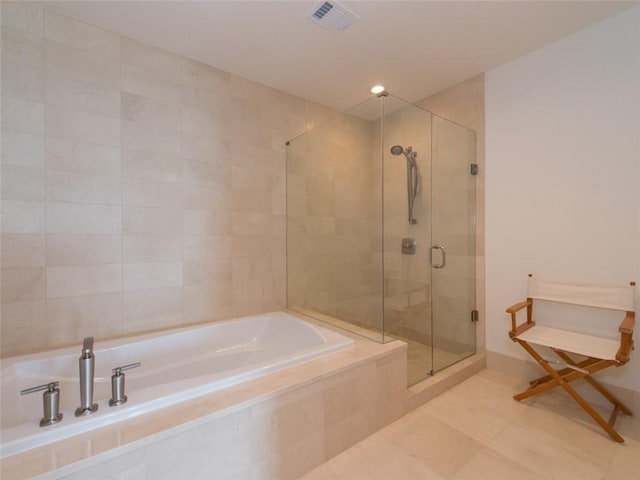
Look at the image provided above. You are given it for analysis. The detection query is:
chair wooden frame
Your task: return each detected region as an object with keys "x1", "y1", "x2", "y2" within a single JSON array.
[{"x1": 506, "y1": 275, "x2": 635, "y2": 443}]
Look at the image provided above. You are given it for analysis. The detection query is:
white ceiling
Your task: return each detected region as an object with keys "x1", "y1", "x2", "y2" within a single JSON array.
[{"x1": 40, "y1": 0, "x2": 637, "y2": 111}]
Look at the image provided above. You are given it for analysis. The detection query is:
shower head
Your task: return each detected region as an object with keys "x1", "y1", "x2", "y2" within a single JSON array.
[
  {"x1": 390, "y1": 145, "x2": 404, "y2": 156},
  {"x1": 391, "y1": 145, "x2": 418, "y2": 168}
]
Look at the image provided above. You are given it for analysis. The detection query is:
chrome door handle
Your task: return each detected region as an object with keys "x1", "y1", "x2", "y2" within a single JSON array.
[{"x1": 430, "y1": 244, "x2": 446, "y2": 269}]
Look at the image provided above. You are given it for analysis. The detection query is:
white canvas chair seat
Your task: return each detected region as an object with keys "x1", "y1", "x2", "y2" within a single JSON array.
[
  {"x1": 516, "y1": 325, "x2": 620, "y2": 360},
  {"x1": 506, "y1": 275, "x2": 635, "y2": 443}
]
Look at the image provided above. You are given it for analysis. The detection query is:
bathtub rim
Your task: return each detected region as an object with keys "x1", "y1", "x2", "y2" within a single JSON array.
[
  {"x1": 0, "y1": 317, "x2": 413, "y2": 480},
  {"x1": 0, "y1": 311, "x2": 354, "y2": 458},
  {"x1": 0, "y1": 310, "x2": 344, "y2": 369}
]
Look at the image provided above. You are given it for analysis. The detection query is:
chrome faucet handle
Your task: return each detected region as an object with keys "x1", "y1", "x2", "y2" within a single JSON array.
[
  {"x1": 20, "y1": 381, "x2": 59, "y2": 396},
  {"x1": 82, "y1": 336, "x2": 94, "y2": 355},
  {"x1": 20, "y1": 382, "x2": 63, "y2": 427},
  {"x1": 112, "y1": 362, "x2": 141, "y2": 375},
  {"x1": 109, "y1": 362, "x2": 141, "y2": 407}
]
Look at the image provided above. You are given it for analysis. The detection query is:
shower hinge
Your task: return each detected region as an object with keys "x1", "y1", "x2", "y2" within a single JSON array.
[
  {"x1": 471, "y1": 310, "x2": 479, "y2": 323},
  {"x1": 470, "y1": 163, "x2": 478, "y2": 175}
]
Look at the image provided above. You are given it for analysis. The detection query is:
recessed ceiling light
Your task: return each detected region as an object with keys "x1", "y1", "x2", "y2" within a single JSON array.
[{"x1": 370, "y1": 85, "x2": 385, "y2": 94}]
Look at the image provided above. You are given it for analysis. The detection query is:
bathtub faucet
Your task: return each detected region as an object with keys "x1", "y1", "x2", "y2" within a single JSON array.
[{"x1": 75, "y1": 336, "x2": 99, "y2": 416}]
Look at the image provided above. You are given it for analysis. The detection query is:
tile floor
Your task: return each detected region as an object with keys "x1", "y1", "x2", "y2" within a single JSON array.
[{"x1": 300, "y1": 369, "x2": 639, "y2": 480}]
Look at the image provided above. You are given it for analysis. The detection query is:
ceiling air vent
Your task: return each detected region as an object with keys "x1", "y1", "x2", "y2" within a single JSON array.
[{"x1": 307, "y1": 1, "x2": 358, "y2": 35}]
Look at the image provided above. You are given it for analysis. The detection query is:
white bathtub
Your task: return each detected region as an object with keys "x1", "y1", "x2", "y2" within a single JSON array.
[{"x1": 0, "y1": 311, "x2": 353, "y2": 458}]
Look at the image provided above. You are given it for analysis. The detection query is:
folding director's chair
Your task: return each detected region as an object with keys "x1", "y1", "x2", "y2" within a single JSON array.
[{"x1": 506, "y1": 274, "x2": 635, "y2": 442}]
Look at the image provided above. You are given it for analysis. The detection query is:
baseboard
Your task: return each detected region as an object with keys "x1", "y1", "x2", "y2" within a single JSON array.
[{"x1": 486, "y1": 350, "x2": 640, "y2": 414}]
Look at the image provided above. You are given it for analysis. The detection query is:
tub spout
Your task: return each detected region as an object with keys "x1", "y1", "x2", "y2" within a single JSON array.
[{"x1": 75, "y1": 336, "x2": 98, "y2": 416}]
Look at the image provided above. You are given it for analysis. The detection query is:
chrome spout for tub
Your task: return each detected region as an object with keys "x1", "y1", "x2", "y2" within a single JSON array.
[{"x1": 75, "y1": 337, "x2": 98, "y2": 417}]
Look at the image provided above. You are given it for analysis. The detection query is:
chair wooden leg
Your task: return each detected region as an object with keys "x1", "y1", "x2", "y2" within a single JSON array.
[
  {"x1": 609, "y1": 405, "x2": 621, "y2": 427},
  {"x1": 554, "y1": 350, "x2": 633, "y2": 416},
  {"x1": 514, "y1": 378, "x2": 560, "y2": 401},
  {"x1": 513, "y1": 340, "x2": 567, "y2": 401},
  {"x1": 589, "y1": 380, "x2": 633, "y2": 416},
  {"x1": 514, "y1": 340, "x2": 626, "y2": 443},
  {"x1": 559, "y1": 380, "x2": 625, "y2": 443}
]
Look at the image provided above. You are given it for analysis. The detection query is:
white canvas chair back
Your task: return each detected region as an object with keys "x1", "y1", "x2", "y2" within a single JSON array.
[{"x1": 528, "y1": 277, "x2": 635, "y2": 312}]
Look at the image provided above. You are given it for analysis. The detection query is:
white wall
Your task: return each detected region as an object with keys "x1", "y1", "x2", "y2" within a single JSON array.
[{"x1": 485, "y1": 6, "x2": 640, "y2": 391}]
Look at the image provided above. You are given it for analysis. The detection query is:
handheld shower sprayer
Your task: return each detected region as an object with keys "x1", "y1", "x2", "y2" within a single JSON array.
[{"x1": 390, "y1": 145, "x2": 420, "y2": 224}]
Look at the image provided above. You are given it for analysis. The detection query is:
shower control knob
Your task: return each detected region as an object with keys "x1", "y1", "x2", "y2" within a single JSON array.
[{"x1": 402, "y1": 238, "x2": 417, "y2": 255}]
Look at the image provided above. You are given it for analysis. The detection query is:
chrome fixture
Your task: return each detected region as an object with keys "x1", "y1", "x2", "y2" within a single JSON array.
[
  {"x1": 390, "y1": 145, "x2": 421, "y2": 224},
  {"x1": 75, "y1": 336, "x2": 98, "y2": 416},
  {"x1": 20, "y1": 381, "x2": 63, "y2": 427},
  {"x1": 109, "y1": 362, "x2": 141, "y2": 407},
  {"x1": 401, "y1": 237, "x2": 416, "y2": 255}
]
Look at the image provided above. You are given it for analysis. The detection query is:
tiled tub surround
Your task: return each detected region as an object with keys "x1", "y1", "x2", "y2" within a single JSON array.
[
  {"x1": 1, "y1": 312, "x2": 353, "y2": 457},
  {"x1": 0, "y1": 318, "x2": 485, "y2": 480},
  {"x1": 0, "y1": 3, "x2": 337, "y2": 357}
]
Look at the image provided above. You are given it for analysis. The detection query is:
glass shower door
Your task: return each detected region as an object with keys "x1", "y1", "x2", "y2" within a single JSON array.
[
  {"x1": 430, "y1": 115, "x2": 477, "y2": 372},
  {"x1": 381, "y1": 95, "x2": 433, "y2": 385}
]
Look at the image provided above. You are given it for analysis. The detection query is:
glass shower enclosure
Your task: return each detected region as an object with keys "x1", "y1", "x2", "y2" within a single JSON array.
[{"x1": 286, "y1": 93, "x2": 476, "y2": 386}]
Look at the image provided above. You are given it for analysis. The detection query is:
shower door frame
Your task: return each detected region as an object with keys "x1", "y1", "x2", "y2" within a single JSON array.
[{"x1": 428, "y1": 115, "x2": 478, "y2": 375}]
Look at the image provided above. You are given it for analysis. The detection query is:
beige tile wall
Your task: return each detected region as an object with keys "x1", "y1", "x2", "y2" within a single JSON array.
[
  {"x1": 377, "y1": 103, "x2": 433, "y2": 345},
  {"x1": 286, "y1": 111, "x2": 382, "y2": 332},
  {"x1": 0, "y1": 3, "x2": 336, "y2": 356},
  {"x1": 0, "y1": 4, "x2": 485, "y2": 358}
]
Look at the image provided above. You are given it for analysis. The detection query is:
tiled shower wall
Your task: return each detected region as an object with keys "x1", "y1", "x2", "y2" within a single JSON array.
[
  {"x1": 0, "y1": 3, "x2": 336, "y2": 356},
  {"x1": 376, "y1": 106, "x2": 432, "y2": 345},
  {"x1": 286, "y1": 113, "x2": 382, "y2": 331},
  {"x1": 377, "y1": 102, "x2": 478, "y2": 360}
]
